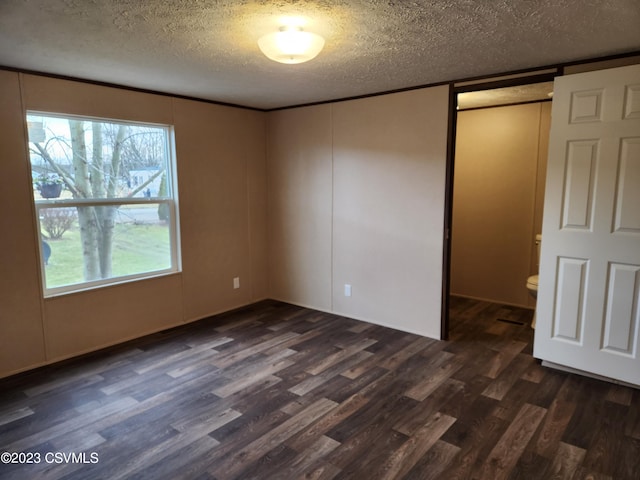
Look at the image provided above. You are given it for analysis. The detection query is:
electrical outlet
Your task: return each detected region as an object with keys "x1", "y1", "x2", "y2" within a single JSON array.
[
  {"x1": 233, "y1": 277, "x2": 240, "y2": 289},
  {"x1": 344, "y1": 284, "x2": 351, "y2": 297}
]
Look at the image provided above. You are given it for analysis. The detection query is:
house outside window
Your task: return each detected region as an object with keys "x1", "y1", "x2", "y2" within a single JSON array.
[{"x1": 27, "y1": 112, "x2": 181, "y2": 296}]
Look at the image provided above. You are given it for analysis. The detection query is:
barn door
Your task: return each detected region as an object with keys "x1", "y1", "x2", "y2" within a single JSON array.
[{"x1": 534, "y1": 64, "x2": 640, "y2": 386}]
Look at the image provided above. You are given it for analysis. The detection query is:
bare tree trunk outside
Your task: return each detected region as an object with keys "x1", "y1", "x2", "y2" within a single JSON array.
[
  {"x1": 69, "y1": 120, "x2": 100, "y2": 280},
  {"x1": 71, "y1": 122, "x2": 129, "y2": 280},
  {"x1": 31, "y1": 115, "x2": 167, "y2": 287},
  {"x1": 97, "y1": 125, "x2": 127, "y2": 278}
]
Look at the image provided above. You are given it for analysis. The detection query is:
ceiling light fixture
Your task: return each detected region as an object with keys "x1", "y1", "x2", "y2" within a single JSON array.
[{"x1": 258, "y1": 26, "x2": 325, "y2": 64}]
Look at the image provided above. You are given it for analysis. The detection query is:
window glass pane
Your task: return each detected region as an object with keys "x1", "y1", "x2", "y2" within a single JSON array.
[
  {"x1": 27, "y1": 114, "x2": 170, "y2": 201},
  {"x1": 40, "y1": 205, "x2": 172, "y2": 290},
  {"x1": 27, "y1": 111, "x2": 179, "y2": 295}
]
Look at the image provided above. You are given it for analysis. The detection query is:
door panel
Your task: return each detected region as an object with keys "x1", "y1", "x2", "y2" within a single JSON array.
[
  {"x1": 534, "y1": 64, "x2": 640, "y2": 386},
  {"x1": 561, "y1": 140, "x2": 598, "y2": 230},
  {"x1": 614, "y1": 137, "x2": 640, "y2": 232},
  {"x1": 602, "y1": 263, "x2": 640, "y2": 355},
  {"x1": 553, "y1": 257, "x2": 588, "y2": 343}
]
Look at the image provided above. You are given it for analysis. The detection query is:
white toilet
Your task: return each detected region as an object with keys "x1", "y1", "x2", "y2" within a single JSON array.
[{"x1": 526, "y1": 234, "x2": 542, "y2": 328}]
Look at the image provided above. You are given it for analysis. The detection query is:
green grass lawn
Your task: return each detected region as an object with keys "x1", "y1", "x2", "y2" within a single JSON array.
[{"x1": 44, "y1": 221, "x2": 172, "y2": 289}]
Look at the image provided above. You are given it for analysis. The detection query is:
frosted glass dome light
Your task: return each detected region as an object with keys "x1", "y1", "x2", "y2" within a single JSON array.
[{"x1": 258, "y1": 26, "x2": 325, "y2": 64}]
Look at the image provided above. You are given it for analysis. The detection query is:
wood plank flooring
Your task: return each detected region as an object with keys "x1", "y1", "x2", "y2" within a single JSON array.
[{"x1": 1, "y1": 297, "x2": 639, "y2": 479}]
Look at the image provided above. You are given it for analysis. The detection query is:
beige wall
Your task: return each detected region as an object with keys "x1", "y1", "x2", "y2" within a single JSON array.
[
  {"x1": 532, "y1": 102, "x2": 552, "y2": 275},
  {"x1": 267, "y1": 86, "x2": 449, "y2": 337},
  {"x1": 0, "y1": 72, "x2": 267, "y2": 377},
  {"x1": 173, "y1": 98, "x2": 267, "y2": 320},
  {"x1": 0, "y1": 71, "x2": 47, "y2": 375},
  {"x1": 267, "y1": 105, "x2": 333, "y2": 311},
  {"x1": 451, "y1": 102, "x2": 551, "y2": 307}
]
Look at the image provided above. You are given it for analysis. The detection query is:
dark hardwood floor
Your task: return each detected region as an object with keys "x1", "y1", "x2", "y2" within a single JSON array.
[{"x1": 1, "y1": 297, "x2": 639, "y2": 479}]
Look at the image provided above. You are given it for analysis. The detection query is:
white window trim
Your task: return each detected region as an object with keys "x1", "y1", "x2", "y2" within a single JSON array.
[{"x1": 28, "y1": 112, "x2": 182, "y2": 297}]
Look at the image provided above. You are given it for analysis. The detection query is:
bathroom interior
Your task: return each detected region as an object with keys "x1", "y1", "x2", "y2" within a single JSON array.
[{"x1": 450, "y1": 81, "x2": 553, "y2": 327}]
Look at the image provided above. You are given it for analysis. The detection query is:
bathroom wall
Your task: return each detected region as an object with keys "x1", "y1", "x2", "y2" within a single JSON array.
[{"x1": 451, "y1": 101, "x2": 551, "y2": 308}]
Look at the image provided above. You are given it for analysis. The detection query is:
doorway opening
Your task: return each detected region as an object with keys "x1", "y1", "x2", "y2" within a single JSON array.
[{"x1": 441, "y1": 71, "x2": 557, "y2": 340}]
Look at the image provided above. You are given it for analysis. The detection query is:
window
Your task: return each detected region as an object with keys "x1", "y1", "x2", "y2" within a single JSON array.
[{"x1": 27, "y1": 112, "x2": 180, "y2": 296}]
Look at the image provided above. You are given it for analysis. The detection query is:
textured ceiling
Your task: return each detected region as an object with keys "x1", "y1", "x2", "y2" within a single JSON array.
[
  {"x1": 0, "y1": 0, "x2": 639, "y2": 110},
  {"x1": 458, "y1": 82, "x2": 554, "y2": 110}
]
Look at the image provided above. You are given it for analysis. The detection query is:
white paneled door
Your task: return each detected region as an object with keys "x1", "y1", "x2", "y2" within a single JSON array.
[{"x1": 534, "y1": 64, "x2": 640, "y2": 386}]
